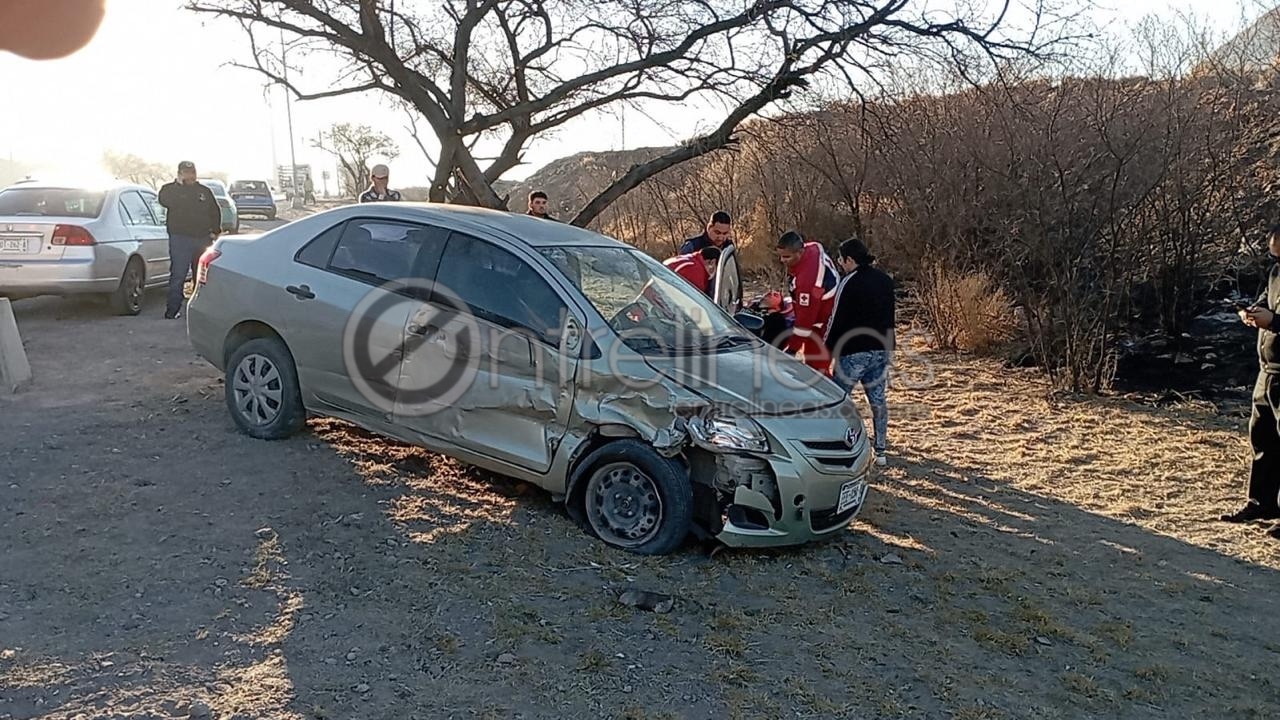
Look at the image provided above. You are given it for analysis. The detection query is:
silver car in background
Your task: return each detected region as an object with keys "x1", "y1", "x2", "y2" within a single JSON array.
[
  {"x1": 200, "y1": 178, "x2": 240, "y2": 234},
  {"x1": 0, "y1": 181, "x2": 171, "y2": 315}
]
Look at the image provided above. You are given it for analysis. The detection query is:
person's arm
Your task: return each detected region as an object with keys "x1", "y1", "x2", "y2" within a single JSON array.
[{"x1": 157, "y1": 182, "x2": 175, "y2": 208}]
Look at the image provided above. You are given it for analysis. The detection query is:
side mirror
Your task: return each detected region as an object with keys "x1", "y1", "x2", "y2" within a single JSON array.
[{"x1": 562, "y1": 315, "x2": 584, "y2": 355}]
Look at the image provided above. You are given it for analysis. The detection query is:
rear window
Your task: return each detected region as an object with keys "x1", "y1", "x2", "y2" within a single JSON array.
[
  {"x1": 230, "y1": 181, "x2": 269, "y2": 193},
  {"x1": 0, "y1": 188, "x2": 106, "y2": 218}
]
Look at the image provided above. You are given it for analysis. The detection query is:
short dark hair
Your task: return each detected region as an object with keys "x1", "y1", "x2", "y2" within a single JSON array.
[
  {"x1": 839, "y1": 237, "x2": 875, "y2": 266},
  {"x1": 709, "y1": 211, "x2": 731, "y2": 226},
  {"x1": 776, "y1": 230, "x2": 805, "y2": 251},
  {"x1": 1268, "y1": 223, "x2": 1280, "y2": 237},
  {"x1": 529, "y1": 190, "x2": 548, "y2": 202},
  {"x1": 699, "y1": 246, "x2": 722, "y2": 262}
]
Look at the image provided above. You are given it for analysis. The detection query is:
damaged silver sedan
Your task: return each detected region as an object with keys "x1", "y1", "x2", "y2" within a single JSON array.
[{"x1": 186, "y1": 204, "x2": 872, "y2": 555}]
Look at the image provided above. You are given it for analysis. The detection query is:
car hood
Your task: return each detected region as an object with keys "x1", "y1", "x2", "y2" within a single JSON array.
[{"x1": 643, "y1": 345, "x2": 846, "y2": 416}]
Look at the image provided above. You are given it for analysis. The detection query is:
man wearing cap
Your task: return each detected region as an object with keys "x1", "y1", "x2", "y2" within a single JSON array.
[
  {"x1": 158, "y1": 161, "x2": 220, "y2": 320},
  {"x1": 359, "y1": 164, "x2": 402, "y2": 203}
]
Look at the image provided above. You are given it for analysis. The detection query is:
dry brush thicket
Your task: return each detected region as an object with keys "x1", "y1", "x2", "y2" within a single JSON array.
[{"x1": 597, "y1": 59, "x2": 1280, "y2": 392}]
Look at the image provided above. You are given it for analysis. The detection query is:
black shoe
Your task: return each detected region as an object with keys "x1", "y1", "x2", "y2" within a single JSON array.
[
  {"x1": 164, "y1": 310, "x2": 182, "y2": 320},
  {"x1": 1219, "y1": 504, "x2": 1280, "y2": 523}
]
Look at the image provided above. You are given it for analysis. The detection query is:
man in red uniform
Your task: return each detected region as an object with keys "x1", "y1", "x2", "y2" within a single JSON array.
[
  {"x1": 662, "y1": 246, "x2": 721, "y2": 295},
  {"x1": 776, "y1": 231, "x2": 840, "y2": 373}
]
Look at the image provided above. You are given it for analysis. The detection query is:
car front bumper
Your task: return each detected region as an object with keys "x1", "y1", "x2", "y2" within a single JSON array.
[{"x1": 712, "y1": 414, "x2": 873, "y2": 548}]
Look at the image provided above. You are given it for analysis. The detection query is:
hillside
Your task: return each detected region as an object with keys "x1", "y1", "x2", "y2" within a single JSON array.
[
  {"x1": 501, "y1": 146, "x2": 675, "y2": 219},
  {"x1": 1207, "y1": 6, "x2": 1280, "y2": 72}
]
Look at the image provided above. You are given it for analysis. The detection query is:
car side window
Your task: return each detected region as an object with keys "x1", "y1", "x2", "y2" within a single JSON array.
[
  {"x1": 139, "y1": 190, "x2": 166, "y2": 225},
  {"x1": 439, "y1": 233, "x2": 569, "y2": 346},
  {"x1": 119, "y1": 191, "x2": 157, "y2": 226},
  {"x1": 295, "y1": 222, "x2": 345, "y2": 269},
  {"x1": 307, "y1": 219, "x2": 449, "y2": 289}
]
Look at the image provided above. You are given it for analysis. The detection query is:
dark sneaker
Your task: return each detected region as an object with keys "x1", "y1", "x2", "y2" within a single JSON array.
[
  {"x1": 1219, "y1": 504, "x2": 1280, "y2": 523},
  {"x1": 164, "y1": 310, "x2": 182, "y2": 320}
]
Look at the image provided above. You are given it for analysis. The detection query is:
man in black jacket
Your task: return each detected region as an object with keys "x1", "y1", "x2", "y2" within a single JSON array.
[
  {"x1": 157, "y1": 161, "x2": 220, "y2": 319},
  {"x1": 824, "y1": 236, "x2": 895, "y2": 466},
  {"x1": 1224, "y1": 224, "x2": 1280, "y2": 523}
]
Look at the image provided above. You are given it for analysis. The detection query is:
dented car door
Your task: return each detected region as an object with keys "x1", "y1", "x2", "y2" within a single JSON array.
[{"x1": 394, "y1": 232, "x2": 579, "y2": 473}]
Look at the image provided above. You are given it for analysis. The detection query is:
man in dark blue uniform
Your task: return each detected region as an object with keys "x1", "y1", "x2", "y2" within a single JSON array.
[
  {"x1": 679, "y1": 211, "x2": 734, "y2": 255},
  {"x1": 157, "y1": 161, "x2": 220, "y2": 320}
]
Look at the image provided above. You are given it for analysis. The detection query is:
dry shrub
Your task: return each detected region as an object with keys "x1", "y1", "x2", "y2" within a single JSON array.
[{"x1": 916, "y1": 265, "x2": 1015, "y2": 354}]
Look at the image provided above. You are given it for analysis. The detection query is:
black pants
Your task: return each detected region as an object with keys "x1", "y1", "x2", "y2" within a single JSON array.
[{"x1": 1248, "y1": 371, "x2": 1280, "y2": 512}]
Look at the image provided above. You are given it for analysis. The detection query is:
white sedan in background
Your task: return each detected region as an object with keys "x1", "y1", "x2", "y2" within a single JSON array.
[{"x1": 0, "y1": 181, "x2": 172, "y2": 315}]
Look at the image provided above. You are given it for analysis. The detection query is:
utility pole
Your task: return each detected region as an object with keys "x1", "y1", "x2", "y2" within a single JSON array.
[
  {"x1": 280, "y1": 26, "x2": 303, "y2": 210},
  {"x1": 263, "y1": 84, "x2": 278, "y2": 181}
]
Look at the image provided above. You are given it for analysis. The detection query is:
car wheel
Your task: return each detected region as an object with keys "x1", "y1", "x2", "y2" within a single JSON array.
[
  {"x1": 224, "y1": 337, "x2": 306, "y2": 440},
  {"x1": 266, "y1": 209, "x2": 277, "y2": 220},
  {"x1": 108, "y1": 258, "x2": 145, "y2": 316},
  {"x1": 580, "y1": 439, "x2": 692, "y2": 555}
]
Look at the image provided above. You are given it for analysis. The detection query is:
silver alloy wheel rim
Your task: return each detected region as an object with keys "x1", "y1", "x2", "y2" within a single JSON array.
[
  {"x1": 232, "y1": 353, "x2": 284, "y2": 426},
  {"x1": 585, "y1": 462, "x2": 664, "y2": 548}
]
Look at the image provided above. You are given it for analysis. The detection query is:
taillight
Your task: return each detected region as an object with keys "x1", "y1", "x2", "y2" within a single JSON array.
[
  {"x1": 197, "y1": 247, "x2": 222, "y2": 285},
  {"x1": 51, "y1": 224, "x2": 95, "y2": 246}
]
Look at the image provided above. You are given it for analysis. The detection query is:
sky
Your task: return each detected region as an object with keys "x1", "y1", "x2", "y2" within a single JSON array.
[{"x1": 0, "y1": 0, "x2": 1261, "y2": 192}]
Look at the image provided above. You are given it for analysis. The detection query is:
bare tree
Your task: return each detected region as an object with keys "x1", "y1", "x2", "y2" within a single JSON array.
[
  {"x1": 102, "y1": 151, "x2": 171, "y2": 189},
  {"x1": 313, "y1": 122, "x2": 400, "y2": 197},
  {"x1": 189, "y1": 0, "x2": 1076, "y2": 225}
]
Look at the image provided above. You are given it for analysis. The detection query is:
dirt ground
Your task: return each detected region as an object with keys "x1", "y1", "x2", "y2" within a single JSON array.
[{"x1": 2, "y1": 283, "x2": 1279, "y2": 719}]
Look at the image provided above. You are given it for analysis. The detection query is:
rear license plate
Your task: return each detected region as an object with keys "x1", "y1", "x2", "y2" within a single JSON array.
[
  {"x1": 837, "y1": 479, "x2": 867, "y2": 513},
  {"x1": 0, "y1": 237, "x2": 31, "y2": 253}
]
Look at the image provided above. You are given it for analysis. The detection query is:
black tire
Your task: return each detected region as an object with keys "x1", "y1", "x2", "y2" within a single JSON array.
[
  {"x1": 577, "y1": 439, "x2": 692, "y2": 555},
  {"x1": 224, "y1": 337, "x2": 306, "y2": 440},
  {"x1": 266, "y1": 209, "x2": 277, "y2": 220},
  {"x1": 108, "y1": 258, "x2": 145, "y2": 316}
]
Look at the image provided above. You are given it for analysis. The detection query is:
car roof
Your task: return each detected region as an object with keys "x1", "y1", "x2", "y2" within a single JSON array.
[
  {"x1": 345, "y1": 202, "x2": 624, "y2": 249},
  {"x1": 1, "y1": 180, "x2": 148, "y2": 193}
]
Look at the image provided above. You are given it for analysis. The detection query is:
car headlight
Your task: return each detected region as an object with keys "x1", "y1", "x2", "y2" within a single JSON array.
[{"x1": 687, "y1": 409, "x2": 768, "y2": 453}]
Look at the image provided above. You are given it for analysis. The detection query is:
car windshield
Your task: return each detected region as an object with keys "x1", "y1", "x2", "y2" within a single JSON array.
[
  {"x1": 539, "y1": 245, "x2": 750, "y2": 355},
  {"x1": 0, "y1": 188, "x2": 105, "y2": 218},
  {"x1": 231, "y1": 181, "x2": 269, "y2": 193}
]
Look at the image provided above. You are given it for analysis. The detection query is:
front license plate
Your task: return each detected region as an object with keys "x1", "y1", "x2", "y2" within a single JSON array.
[
  {"x1": 837, "y1": 479, "x2": 867, "y2": 513},
  {"x1": 0, "y1": 237, "x2": 30, "y2": 253}
]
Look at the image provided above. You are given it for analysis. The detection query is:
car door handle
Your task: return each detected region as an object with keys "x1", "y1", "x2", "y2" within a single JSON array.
[{"x1": 285, "y1": 284, "x2": 315, "y2": 300}]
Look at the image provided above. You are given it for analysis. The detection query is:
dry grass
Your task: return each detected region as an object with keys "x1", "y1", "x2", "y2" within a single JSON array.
[
  {"x1": 915, "y1": 266, "x2": 1016, "y2": 354},
  {"x1": 7, "y1": 316, "x2": 1280, "y2": 719}
]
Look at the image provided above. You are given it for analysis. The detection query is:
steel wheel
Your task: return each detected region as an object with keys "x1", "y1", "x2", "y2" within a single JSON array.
[
  {"x1": 231, "y1": 352, "x2": 284, "y2": 427},
  {"x1": 585, "y1": 462, "x2": 664, "y2": 548}
]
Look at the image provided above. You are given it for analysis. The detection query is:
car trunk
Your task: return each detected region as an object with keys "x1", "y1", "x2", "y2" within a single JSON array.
[{"x1": 0, "y1": 218, "x2": 75, "y2": 261}]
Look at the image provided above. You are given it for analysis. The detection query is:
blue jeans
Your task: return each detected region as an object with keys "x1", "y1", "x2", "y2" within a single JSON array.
[
  {"x1": 166, "y1": 234, "x2": 205, "y2": 316},
  {"x1": 833, "y1": 350, "x2": 890, "y2": 453}
]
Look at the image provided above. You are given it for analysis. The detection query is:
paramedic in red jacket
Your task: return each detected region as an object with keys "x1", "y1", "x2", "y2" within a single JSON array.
[
  {"x1": 662, "y1": 246, "x2": 721, "y2": 295},
  {"x1": 776, "y1": 231, "x2": 840, "y2": 373}
]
